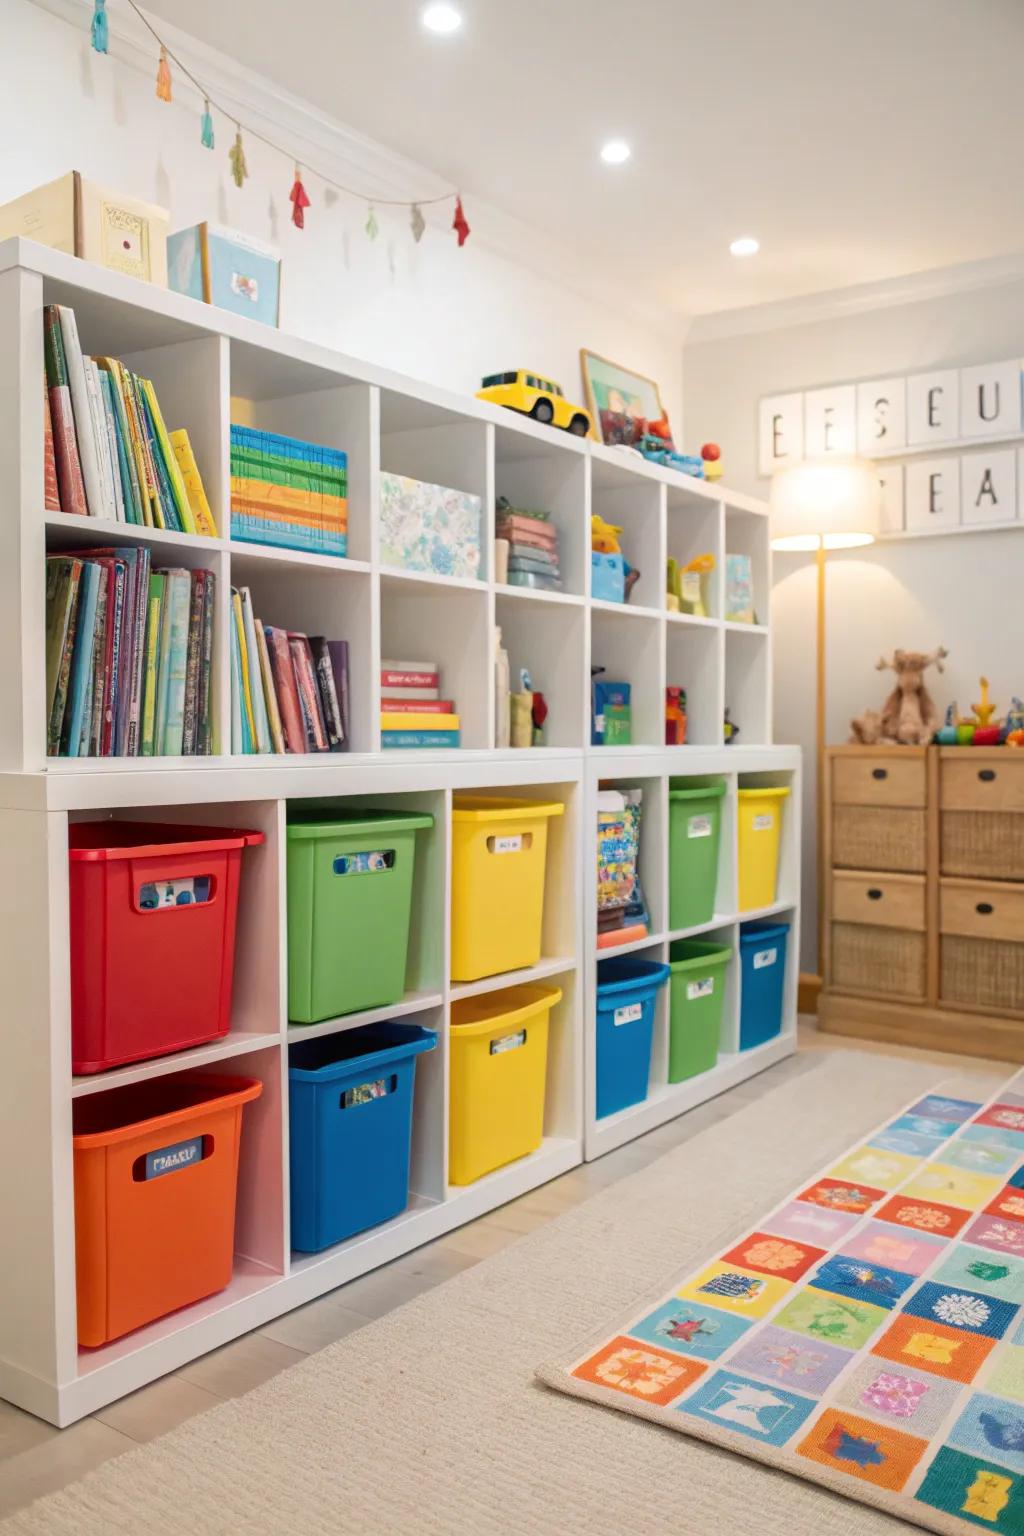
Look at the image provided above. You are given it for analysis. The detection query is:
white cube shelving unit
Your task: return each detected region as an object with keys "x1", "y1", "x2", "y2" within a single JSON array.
[{"x1": 0, "y1": 238, "x2": 798, "y2": 1426}]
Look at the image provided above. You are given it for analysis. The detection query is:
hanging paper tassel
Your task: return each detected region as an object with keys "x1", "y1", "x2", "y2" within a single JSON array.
[
  {"x1": 228, "y1": 127, "x2": 248, "y2": 189},
  {"x1": 289, "y1": 166, "x2": 311, "y2": 230},
  {"x1": 365, "y1": 206, "x2": 379, "y2": 241},
  {"x1": 410, "y1": 204, "x2": 426, "y2": 244},
  {"x1": 156, "y1": 46, "x2": 172, "y2": 102},
  {"x1": 90, "y1": 0, "x2": 109, "y2": 54},
  {"x1": 452, "y1": 194, "x2": 471, "y2": 247},
  {"x1": 200, "y1": 99, "x2": 215, "y2": 150}
]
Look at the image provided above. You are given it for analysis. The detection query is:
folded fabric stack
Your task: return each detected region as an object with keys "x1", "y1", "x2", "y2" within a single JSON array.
[{"x1": 496, "y1": 500, "x2": 562, "y2": 591}]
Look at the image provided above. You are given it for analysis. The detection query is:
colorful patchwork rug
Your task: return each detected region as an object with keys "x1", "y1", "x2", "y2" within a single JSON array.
[{"x1": 539, "y1": 1070, "x2": 1024, "y2": 1535}]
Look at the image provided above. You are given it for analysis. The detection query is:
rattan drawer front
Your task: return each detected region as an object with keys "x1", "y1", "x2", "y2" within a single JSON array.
[
  {"x1": 940, "y1": 879, "x2": 1024, "y2": 943},
  {"x1": 832, "y1": 922, "x2": 926, "y2": 999},
  {"x1": 832, "y1": 872, "x2": 926, "y2": 931},
  {"x1": 941, "y1": 756, "x2": 1024, "y2": 813},
  {"x1": 833, "y1": 805, "x2": 926, "y2": 873},
  {"x1": 833, "y1": 754, "x2": 926, "y2": 808},
  {"x1": 942, "y1": 810, "x2": 1024, "y2": 881},
  {"x1": 941, "y1": 935, "x2": 1024, "y2": 1015}
]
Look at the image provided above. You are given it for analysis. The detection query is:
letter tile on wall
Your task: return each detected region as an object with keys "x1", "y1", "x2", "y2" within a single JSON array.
[
  {"x1": 959, "y1": 360, "x2": 1022, "y2": 439},
  {"x1": 857, "y1": 379, "x2": 907, "y2": 455},
  {"x1": 758, "y1": 394, "x2": 804, "y2": 476},
  {"x1": 905, "y1": 458, "x2": 960, "y2": 532},
  {"x1": 961, "y1": 450, "x2": 1017, "y2": 526},
  {"x1": 907, "y1": 371, "x2": 960, "y2": 446},
  {"x1": 804, "y1": 386, "x2": 856, "y2": 458}
]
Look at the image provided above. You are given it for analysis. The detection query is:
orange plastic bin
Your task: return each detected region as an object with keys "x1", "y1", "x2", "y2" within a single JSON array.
[{"x1": 73, "y1": 1074, "x2": 262, "y2": 1348}]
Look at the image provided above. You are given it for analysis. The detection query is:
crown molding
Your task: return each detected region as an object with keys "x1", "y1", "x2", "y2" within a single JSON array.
[
  {"x1": 687, "y1": 252, "x2": 1024, "y2": 346},
  {"x1": 27, "y1": 0, "x2": 686, "y2": 342}
]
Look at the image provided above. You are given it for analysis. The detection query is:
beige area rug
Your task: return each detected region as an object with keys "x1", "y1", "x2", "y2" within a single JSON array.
[{"x1": 1, "y1": 1051, "x2": 1007, "y2": 1536}]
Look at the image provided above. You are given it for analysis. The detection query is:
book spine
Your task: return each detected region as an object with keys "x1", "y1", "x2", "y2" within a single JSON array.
[
  {"x1": 124, "y1": 546, "x2": 149, "y2": 755},
  {"x1": 255, "y1": 620, "x2": 285, "y2": 754},
  {"x1": 181, "y1": 569, "x2": 205, "y2": 755},
  {"x1": 380, "y1": 712, "x2": 459, "y2": 731},
  {"x1": 44, "y1": 307, "x2": 88, "y2": 516},
  {"x1": 380, "y1": 668, "x2": 439, "y2": 689},
  {"x1": 101, "y1": 561, "x2": 126, "y2": 755},
  {"x1": 266, "y1": 626, "x2": 306, "y2": 753},
  {"x1": 170, "y1": 428, "x2": 218, "y2": 537},
  {"x1": 48, "y1": 562, "x2": 83, "y2": 755},
  {"x1": 96, "y1": 360, "x2": 143, "y2": 524},
  {"x1": 56, "y1": 306, "x2": 105, "y2": 517},
  {"x1": 140, "y1": 573, "x2": 164, "y2": 757},
  {"x1": 381, "y1": 730, "x2": 462, "y2": 748},
  {"x1": 87, "y1": 566, "x2": 109, "y2": 755},
  {"x1": 84, "y1": 361, "x2": 116, "y2": 520},
  {"x1": 96, "y1": 368, "x2": 125, "y2": 521},
  {"x1": 289, "y1": 636, "x2": 328, "y2": 751},
  {"x1": 142, "y1": 378, "x2": 196, "y2": 535},
  {"x1": 310, "y1": 636, "x2": 343, "y2": 751},
  {"x1": 239, "y1": 587, "x2": 271, "y2": 753},
  {"x1": 121, "y1": 370, "x2": 157, "y2": 527},
  {"x1": 231, "y1": 589, "x2": 257, "y2": 751},
  {"x1": 160, "y1": 571, "x2": 190, "y2": 754},
  {"x1": 230, "y1": 608, "x2": 243, "y2": 754},
  {"x1": 199, "y1": 569, "x2": 215, "y2": 754},
  {"x1": 335, "y1": 639, "x2": 351, "y2": 752},
  {"x1": 43, "y1": 381, "x2": 61, "y2": 511},
  {"x1": 379, "y1": 697, "x2": 455, "y2": 713}
]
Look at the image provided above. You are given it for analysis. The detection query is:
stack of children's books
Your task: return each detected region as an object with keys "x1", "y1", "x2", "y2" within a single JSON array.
[
  {"x1": 46, "y1": 553, "x2": 215, "y2": 757},
  {"x1": 380, "y1": 660, "x2": 459, "y2": 748},
  {"x1": 230, "y1": 587, "x2": 350, "y2": 754},
  {"x1": 230, "y1": 425, "x2": 348, "y2": 557},
  {"x1": 495, "y1": 497, "x2": 561, "y2": 592},
  {"x1": 42, "y1": 305, "x2": 216, "y2": 534}
]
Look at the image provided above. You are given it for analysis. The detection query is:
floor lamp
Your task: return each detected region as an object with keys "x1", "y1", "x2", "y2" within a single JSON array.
[{"x1": 769, "y1": 458, "x2": 882, "y2": 980}]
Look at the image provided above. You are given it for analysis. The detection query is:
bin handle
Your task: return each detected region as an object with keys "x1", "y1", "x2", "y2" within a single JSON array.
[
  {"x1": 486, "y1": 832, "x2": 533, "y2": 856},
  {"x1": 489, "y1": 1028, "x2": 527, "y2": 1055},
  {"x1": 132, "y1": 1133, "x2": 213, "y2": 1182},
  {"x1": 332, "y1": 849, "x2": 396, "y2": 876},
  {"x1": 134, "y1": 872, "x2": 217, "y2": 913},
  {"x1": 340, "y1": 1073, "x2": 397, "y2": 1109}
]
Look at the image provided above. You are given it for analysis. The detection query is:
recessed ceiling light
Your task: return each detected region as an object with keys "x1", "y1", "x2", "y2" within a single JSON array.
[
  {"x1": 730, "y1": 236, "x2": 760, "y2": 257},
  {"x1": 422, "y1": 3, "x2": 462, "y2": 33},
  {"x1": 600, "y1": 139, "x2": 631, "y2": 165}
]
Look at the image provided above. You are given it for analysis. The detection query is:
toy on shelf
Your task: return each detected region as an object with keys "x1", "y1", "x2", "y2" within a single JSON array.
[
  {"x1": 725, "y1": 553, "x2": 755, "y2": 623},
  {"x1": 666, "y1": 687, "x2": 687, "y2": 745},
  {"x1": 495, "y1": 496, "x2": 561, "y2": 592},
  {"x1": 596, "y1": 787, "x2": 650, "y2": 948},
  {"x1": 935, "y1": 702, "x2": 959, "y2": 746},
  {"x1": 476, "y1": 371, "x2": 592, "y2": 437},
  {"x1": 592, "y1": 514, "x2": 639, "y2": 603},
  {"x1": 849, "y1": 647, "x2": 948, "y2": 747},
  {"x1": 1004, "y1": 699, "x2": 1024, "y2": 747},
  {"x1": 972, "y1": 676, "x2": 998, "y2": 728},
  {"x1": 701, "y1": 443, "x2": 723, "y2": 481},
  {"x1": 592, "y1": 670, "x2": 631, "y2": 746},
  {"x1": 724, "y1": 709, "x2": 740, "y2": 745},
  {"x1": 509, "y1": 668, "x2": 548, "y2": 748},
  {"x1": 667, "y1": 552, "x2": 715, "y2": 617}
]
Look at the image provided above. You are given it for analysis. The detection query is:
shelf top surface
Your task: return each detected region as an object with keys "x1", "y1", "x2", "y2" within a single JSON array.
[{"x1": 4, "y1": 238, "x2": 766, "y2": 516}]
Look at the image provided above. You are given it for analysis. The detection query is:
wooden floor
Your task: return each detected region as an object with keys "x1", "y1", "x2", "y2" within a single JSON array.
[{"x1": 0, "y1": 1019, "x2": 1014, "y2": 1519}]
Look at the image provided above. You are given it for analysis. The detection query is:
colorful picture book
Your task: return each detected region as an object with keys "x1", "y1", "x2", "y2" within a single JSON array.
[
  {"x1": 230, "y1": 587, "x2": 350, "y2": 753},
  {"x1": 42, "y1": 304, "x2": 217, "y2": 535},
  {"x1": 45, "y1": 554, "x2": 215, "y2": 757},
  {"x1": 230, "y1": 425, "x2": 348, "y2": 557},
  {"x1": 380, "y1": 659, "x2": 460, "y2": 748}
]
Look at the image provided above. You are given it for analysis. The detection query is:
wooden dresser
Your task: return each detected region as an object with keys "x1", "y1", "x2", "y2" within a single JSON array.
[{"x1": 819, "y1": 745, "x2": 1024, "y2": 1060}]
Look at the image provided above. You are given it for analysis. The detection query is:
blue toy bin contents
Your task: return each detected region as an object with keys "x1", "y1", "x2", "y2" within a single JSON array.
[
  {"x1": 738, "y1": 920, "x2": 790, "y2": 1051},
  {"x1": 591, "y1": 551, "x2": 626, "y2": 604},
  {"x1": 595, "y1": 957, "x2": 671, "y2": 1119},
  {"x1": 289, "y1": 1021, "x2": 437, "y2": 1253}
]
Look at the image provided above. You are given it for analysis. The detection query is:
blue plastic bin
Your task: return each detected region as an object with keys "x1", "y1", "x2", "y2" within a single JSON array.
[
  {"x1": 289, "y1": 1021, "x2": 436, "y2": 1252},
  {"x1": 592, "y1": 551, "x2": 625, "y2": 603},
  {"x1": 738, "y1": 921, "x2": 790, "y2": 1050},
  {"x1": 595, "y1": 957, "x2": 670, "y2": 1119}
]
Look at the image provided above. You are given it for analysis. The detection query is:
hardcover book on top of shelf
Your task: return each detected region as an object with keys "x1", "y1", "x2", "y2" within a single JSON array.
[
  {"x1": 167, "y1": 223, "x2": 281, "y2": 327},
  {"x1": 0, "y1": 172, "x2": 168, "y2": 286},
  {"x1": 230, "y1": 425, "x2": 348, "y2": 557}
]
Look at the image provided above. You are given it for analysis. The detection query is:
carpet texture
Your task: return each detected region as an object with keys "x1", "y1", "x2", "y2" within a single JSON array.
[
  {"x1": 1, "y1": 1052, "x2": 1006, "y2": 1536},
  {"x1": 540, "y1": 1066, "x2": 1024, "y2": 1535}
]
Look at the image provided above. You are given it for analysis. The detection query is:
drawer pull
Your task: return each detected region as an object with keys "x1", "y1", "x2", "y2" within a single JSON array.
[
  {"x1": 976, "y1": 901, "x2": 994, "y2": 915},
  {"x1": 867, "y1": 888, "x2": 884, "y2": 900},
  {"x1": 979, "y1": 769, "x2": 997, "y2": 782},
  {"x1": 871, "y1": 768, "x2": 888, "y2": 781}
]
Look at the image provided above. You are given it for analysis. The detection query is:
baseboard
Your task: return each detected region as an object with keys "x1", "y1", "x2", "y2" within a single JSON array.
[
  {"x1": 797, "y1": 972, "x2": 822, "y2": 1015},
  {"x1": 817, "y1": 991, "x2": 1024, "y2": 1063}
]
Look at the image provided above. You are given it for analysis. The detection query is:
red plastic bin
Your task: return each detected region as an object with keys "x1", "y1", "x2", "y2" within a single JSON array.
[
  {"x1": 73, "y1": 1073, "x2": 262, "y2": 1347},
  {"x1": 69, "y1": 822, "x2": 265, "y2": 1075}
]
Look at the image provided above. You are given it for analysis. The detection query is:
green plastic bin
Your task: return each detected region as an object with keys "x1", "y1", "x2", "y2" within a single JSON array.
[
  {"x1": 668, "y1": 781, "x2": 726, "y2": 930},
  {"x1": 667, "y1": 938, "x2": 731, "y2": 1082},
  {"x1": 287, "y1": 810, "x2": 433, "y2": 1024}
]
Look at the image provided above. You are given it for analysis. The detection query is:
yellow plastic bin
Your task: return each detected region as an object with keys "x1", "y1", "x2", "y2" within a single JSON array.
[
  {"x1": 737, "y1": 787, "x2": 790, "y2": 911},
  {"x1": 450, "y1": 797, "x2": 564, "y2": 982},
  {"x1": 449, "y1": 983, "x2": 561, "y2": 1184}
]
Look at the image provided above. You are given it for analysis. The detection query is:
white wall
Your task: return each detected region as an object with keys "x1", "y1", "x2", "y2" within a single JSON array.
[
  {"x1": 3, "y1": 0, "x2": 684, "y2": 426},
  {"x1": 684, "y1": 271, "x2": 1024, "y2": 972}
]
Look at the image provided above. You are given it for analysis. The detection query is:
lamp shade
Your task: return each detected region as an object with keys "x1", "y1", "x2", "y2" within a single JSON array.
[{"x1": 770, "y1": 457, "x2": 881, "y2": 551}]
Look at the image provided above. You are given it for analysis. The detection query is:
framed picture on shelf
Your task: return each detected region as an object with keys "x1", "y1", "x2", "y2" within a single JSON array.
[{"x1": 579, "y1": 348, "x2": 667, "y2": 447}]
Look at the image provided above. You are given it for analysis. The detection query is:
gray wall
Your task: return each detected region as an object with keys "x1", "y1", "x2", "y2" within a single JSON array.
[{"x1": 684, "y1": 274, "x2": 1024, "y2": 972}]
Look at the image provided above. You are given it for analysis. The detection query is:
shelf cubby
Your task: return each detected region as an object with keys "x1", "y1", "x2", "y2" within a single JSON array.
[
  {"x1": 493, "y1": 421, "x2": 588, "y2": 598},
  {"x1": 380, "y1": 574, "x2": 490, "y2": 749},
  {"x1": 665, "y1": 621, "x2": 722, "y2": 747},
  {"x1": 495, "y1": 590, "x2": 586, "y2": 749},
  {"x1": 589, "y1": 471, "x2": 664, "y2": 613},
  {"x1": 725, "y1": 505, "x2": 770, "y2": 627},
  {"x1": 589, "y1": 607, "x2": 664, "y2": 748},
  {"x1": 665, "y1": 486, "x2": 723, "y2": 619}
]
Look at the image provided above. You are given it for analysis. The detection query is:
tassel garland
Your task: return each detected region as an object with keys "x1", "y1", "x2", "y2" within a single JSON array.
[
  {"x1": 410, "y1": 204, "x2": 426, "y2": 243},
  {"x1": 228, "y1": 128, "x2": 248, "y2": 189},
  {"x1": 90, "y1": 0, "x2": 109, "y2": 54},
  {"x1": 200, "y1": 99, "x2": 215, "y2": 150},
  {"x1": 366, "y1": 206, "x2": 380, "y2": 241},
  {"x1": 452, "y1": 195, "x2": 470, "y2": 247},
  {"x1": 289, "y1": 167, "x2": 311, "y2": 229},
  {"x1": 156, "y1": 46, "x2": 172, "y2": 102}
]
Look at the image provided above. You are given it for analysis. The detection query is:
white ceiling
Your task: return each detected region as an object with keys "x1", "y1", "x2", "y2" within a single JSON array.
[{"x1": 148, "y1": 0, "x2": 1024, "y2": 318}]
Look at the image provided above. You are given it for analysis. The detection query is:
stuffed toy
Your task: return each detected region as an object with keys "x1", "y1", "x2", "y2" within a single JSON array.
[{"x1": 850, "y1": 647, "x2": 949, "y2": 746}]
